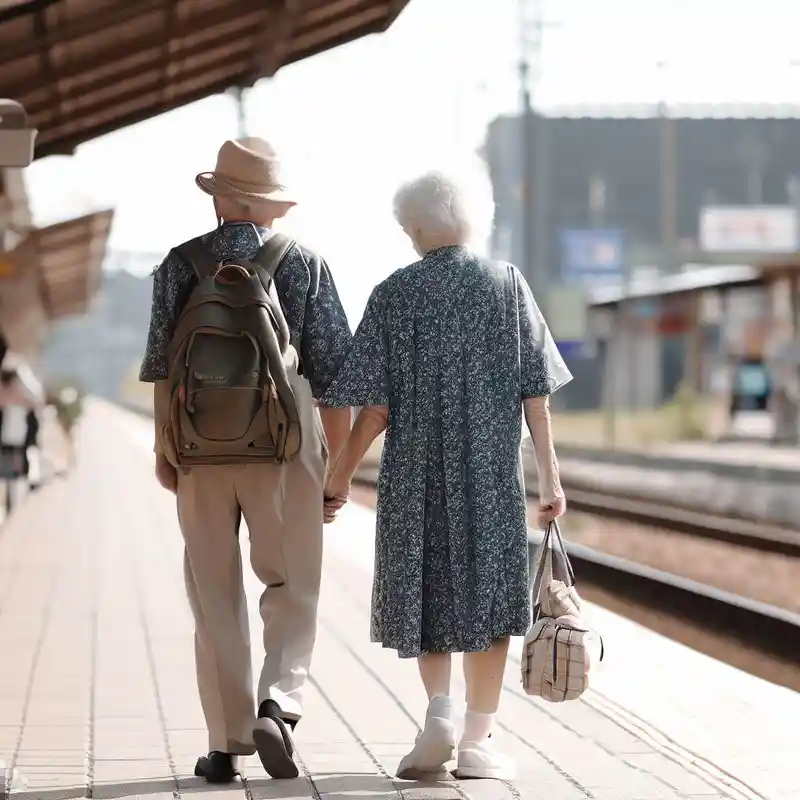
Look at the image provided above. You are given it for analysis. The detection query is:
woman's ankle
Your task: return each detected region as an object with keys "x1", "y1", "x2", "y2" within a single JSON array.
[
  {"x1": 461, "y1": 709, "x2": 495, "y2": 743},
  {"x1": 427, "y1": 694, "x2": 455, "y2": 720}
]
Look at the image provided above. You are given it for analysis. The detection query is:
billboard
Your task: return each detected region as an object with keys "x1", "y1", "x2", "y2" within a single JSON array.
[
  {"x1": 560, "y1": 229, "x2": 624, "y2": 285},
  {"x1": 699, "y1": 206, "x2": 798, "y2": 253}
]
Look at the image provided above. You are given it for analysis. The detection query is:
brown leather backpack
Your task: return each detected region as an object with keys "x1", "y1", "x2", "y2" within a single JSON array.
[{"x1": 160, "y1": 233, "x2": 302, "y2": 468}]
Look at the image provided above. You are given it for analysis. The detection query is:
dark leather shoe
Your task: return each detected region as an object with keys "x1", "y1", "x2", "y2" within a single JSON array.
[
  {"x1": 194, "y1": 751, "x2": 238, "y2": 783},
  {"x1": 253, "y1": 700, "x2": 299, "y2": 779}
]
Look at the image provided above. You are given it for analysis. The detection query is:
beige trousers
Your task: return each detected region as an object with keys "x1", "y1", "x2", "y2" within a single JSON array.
[{"x1": 176, "y1": 373, "x2": 326, "y2": 755}]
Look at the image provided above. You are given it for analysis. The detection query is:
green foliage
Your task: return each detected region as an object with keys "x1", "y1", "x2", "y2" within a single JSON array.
[
  {"x1": 661, "y1": 381, "x2": 706, "y2": 441},
  {"x1": 46, "y1": 380, "x2": 85, "y2": 433}
]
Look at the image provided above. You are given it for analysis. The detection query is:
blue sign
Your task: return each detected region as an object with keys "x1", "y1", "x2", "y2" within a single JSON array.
[
  {"x1": 560, "y1": 229, "x2": 624, "y2": 285},
  {"x1": 555, "y1": 341, "x2": 586, "y2": 359}
]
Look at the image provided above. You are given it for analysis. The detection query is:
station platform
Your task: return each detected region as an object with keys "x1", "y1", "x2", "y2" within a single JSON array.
[{"x1": 1, "y1": 401, "x2": 798, "y2": 800}]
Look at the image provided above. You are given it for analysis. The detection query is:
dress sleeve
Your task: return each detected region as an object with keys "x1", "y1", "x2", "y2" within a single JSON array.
[
  {"x1": 514, "y1": 267, "x2": 573, "y2": 398},
  {"x1": 320, "y1": 284, "x2": 389, "y2": 408}
]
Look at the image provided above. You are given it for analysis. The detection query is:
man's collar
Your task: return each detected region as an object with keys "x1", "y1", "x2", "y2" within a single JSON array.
[{"x1": 220, "y1": 221, "x2": 271, "y2": 235}]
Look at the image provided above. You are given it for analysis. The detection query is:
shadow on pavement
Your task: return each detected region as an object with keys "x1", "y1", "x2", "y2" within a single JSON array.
[{"x1": 8, "y1": 772, "x2": 450, "y2": 799}]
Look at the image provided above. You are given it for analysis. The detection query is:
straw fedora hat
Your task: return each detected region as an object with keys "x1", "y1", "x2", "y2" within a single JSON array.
[{"x1": 195, "y1": 137, "x2": 295, "y2": 203}]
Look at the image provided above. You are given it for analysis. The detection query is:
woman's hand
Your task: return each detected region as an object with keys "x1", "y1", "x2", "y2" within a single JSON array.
[
  {"x1": 537, "y1": 494, "x2": 566, "y2": 529},
  {"x1": 323, "y1": 467, "x2": 351, "y2": 524}
]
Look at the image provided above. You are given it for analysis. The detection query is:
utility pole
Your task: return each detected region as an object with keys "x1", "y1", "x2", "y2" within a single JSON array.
[
  {"x1": 231, "y1": 86, "x2": 248, "y2": 138},
  {"x1": 518, "y1": 0, "x2": 559, "y2": 313},
  {"x1": 656, "y1": 60, "x2": 678, "y2": 274}
]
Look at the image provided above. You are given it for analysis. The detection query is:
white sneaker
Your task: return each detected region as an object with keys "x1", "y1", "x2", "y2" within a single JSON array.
[
  {"x1": 396, "y1": 700, "x2": 457, "y2": 780},
  {"x1": 457, "y1": 738, "x2": 516, "y2": 780}
]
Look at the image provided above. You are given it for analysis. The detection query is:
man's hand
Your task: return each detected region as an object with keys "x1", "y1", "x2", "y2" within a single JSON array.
[
  {"x1": 323, "y1": 467, "x2": 350, "y2": 524},
  {"x1": 537, "y1": 494, "x2": 566, "y2": 529},
  {"x1": 155, "y1": 455, "x2": 178, "y2": 494},
  {"x1": 323, "y1": 495, "x2": 347, "y2": 524}
]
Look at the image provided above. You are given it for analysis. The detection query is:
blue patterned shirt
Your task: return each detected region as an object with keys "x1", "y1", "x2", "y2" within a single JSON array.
[{"x1": 139, "y1": 222, "x2": 353, "y2": 399}]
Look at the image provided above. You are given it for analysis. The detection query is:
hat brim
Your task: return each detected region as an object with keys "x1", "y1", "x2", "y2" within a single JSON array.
[{"x1": 195, "y1": 172, "x2": 296, "y2": 204}]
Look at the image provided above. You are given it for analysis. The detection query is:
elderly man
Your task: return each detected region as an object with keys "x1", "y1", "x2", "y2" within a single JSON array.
[{"x1": 139, "y1": 137, "x2": 353, "y2": 783}]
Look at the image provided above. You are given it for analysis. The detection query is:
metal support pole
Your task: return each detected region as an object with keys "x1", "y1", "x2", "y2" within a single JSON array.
[
  {"x1": 520, "y1": 60, "x2": 536, "y2": 289},
  {"x1": 232, "y1": 86, "x2": 247, "y2": 138},
  {"x1": 533, "y1": 110, "x2": 550, "y2": 315},
  {"x1": 657, "y1": 61, "x2": 677, "y2": 274},
  {"x1": 518, "y1": 0, "x2": 553, "y2": 312}
]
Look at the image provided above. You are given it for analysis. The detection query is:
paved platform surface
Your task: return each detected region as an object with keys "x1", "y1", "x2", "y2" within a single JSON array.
[{"x1": 1, "y1": 401, "x2": 798, "y2": 800}]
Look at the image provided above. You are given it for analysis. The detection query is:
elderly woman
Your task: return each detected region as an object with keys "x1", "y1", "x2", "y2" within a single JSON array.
[{"x1": 322, "y1": 169, "x2": 571, "y2": 781}]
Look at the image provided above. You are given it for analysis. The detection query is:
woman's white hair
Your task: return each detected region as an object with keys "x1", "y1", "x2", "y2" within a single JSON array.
[{"x1": 392, "y1": 159, "x2": 495, "y2": 251}]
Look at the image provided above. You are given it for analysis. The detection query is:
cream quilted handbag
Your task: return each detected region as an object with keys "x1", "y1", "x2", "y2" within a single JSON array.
[{"x1": 521, "y1": 521, "x2": 604, "y2": 702}]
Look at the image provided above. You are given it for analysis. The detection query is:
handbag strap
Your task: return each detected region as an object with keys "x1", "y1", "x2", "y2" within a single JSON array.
[
  {"x1": 529, "y1": 524, "x2": 554, "y2": 623},
  {"x1": 550, "y1": 520, "x2": 576, "y2": 586},
  {"x1": 529, "y1": 521, "x2": 577, "y2": 625}
]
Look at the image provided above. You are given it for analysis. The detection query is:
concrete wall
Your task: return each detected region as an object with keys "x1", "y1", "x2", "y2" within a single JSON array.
[{"x1": 603, "y1": 311, "x2": 663, "y2": 411}]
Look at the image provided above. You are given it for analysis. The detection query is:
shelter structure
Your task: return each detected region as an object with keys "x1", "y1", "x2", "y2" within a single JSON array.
[
  {"x1": 588, "y1": 265, "x2": 773, "y2": 440},
  {"x1": 0, "y1": 171, "x2": 113, "y2": 358},
  {"x1": 0, "y1": 0, "x2": 411, "y2": 160}
]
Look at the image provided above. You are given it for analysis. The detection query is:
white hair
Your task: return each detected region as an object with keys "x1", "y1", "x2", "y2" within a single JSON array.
[{"x1": 392, "y1": 160, "x2": 495, "y2": 251}]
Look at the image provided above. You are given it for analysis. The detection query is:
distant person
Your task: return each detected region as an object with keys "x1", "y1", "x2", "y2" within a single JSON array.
[
  {"x1": 0, "y1": 367, "x2": 40, "y2": 515},
  {"x1": 139, "y1": 137, "x2": 353, "y2": 784},
  {"x1": 321, "y1": 169, "x2": 572, "y2": 780}
]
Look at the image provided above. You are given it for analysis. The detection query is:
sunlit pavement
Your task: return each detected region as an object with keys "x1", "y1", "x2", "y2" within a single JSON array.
[{"x1": 0, "y1": 400, "x2": 797, "y2": 800}]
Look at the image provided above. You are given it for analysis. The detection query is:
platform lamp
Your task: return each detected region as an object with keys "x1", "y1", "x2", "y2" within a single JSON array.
[{"x1": 0, "y1": 100, "x2": 37, "y2": 168}]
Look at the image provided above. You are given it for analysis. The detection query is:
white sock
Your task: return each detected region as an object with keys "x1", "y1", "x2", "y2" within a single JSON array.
[
  {"x1": 427, "y1": 694, "x2": 454, "y2": 721},
  {"x1": 462, "y1": 710, "x2": 495, "y2": 743}
]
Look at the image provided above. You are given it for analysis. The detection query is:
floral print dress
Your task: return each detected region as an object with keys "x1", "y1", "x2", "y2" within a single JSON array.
[{"x1": 323, "y1": 246, "x2": 572, "y2": 658}]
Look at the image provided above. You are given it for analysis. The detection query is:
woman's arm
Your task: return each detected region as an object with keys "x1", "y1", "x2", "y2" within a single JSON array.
[
  {"x1": 523, "y1": 396, "x2": 565, "y2": 524},
  {"x1": 326, "y1": 405, "x2": 388, "y2": 495}
]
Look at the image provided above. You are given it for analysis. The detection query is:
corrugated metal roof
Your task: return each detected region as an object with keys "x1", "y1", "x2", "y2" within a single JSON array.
[
  {"x1": 0, "y1": 0, "x2": 409, "y2": 160},
  {"x1": 4, "y1": 209, "x2": 115, "y2": 319}
]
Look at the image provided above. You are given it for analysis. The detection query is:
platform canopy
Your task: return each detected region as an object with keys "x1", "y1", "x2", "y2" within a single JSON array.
[
  {"x1": 0, "y1": 0, "x2": 410, "y2": 160},
  {"x1": 5, "y1": 209, "x2": 114, "y2": 319}
]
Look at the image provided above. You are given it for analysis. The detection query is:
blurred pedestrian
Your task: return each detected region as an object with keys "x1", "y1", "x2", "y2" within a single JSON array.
[
  {"x1": 321, "y1": 168, "x2": 572, "y2": 780},
  {"x1": 139, "y1": 137, "x2": 353, "y2": 783},
  {"x1": 0, "y1": 367, "x2": 40, "y2": 516}
]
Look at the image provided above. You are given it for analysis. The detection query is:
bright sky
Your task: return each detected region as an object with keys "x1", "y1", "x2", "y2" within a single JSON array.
[{"x1": 22, "y1": 0, "x2": 800, "y2": 320}]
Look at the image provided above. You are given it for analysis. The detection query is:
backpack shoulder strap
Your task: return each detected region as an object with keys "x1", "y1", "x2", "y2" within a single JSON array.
[
  {"x1": 251, "y1": 233, "x2": 297, "y2": 281},
  {"x1": 174, "y1": 237, "x2": 219, "y2": 281}
]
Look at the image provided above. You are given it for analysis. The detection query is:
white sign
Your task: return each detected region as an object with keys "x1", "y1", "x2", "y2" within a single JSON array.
[
  {"x1": 547, "y1": 286, "x2": 588, "y2": 341},
  {"x1": 699, "y1": 206, "x2": 798, "y2": 253}
]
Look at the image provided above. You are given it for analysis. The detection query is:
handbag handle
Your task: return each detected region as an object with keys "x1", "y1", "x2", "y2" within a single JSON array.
[
  {"x1": 529, "y1": 520, "x2": 576, "y2": 624},
  {"x1": 550, "y1": 520, "x2": 576, "y2": 586}
]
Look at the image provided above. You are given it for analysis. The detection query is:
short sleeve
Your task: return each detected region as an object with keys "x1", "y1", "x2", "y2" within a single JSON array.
[
  {"x1": 296, "y1": 255, "x2": 353, "y2": 399},
  {"x1": 139, "y1": 255, "x2": 179, "y2": 383},
  {"x1": 515, "y1": 267, "x2": 573, "y2": 398},
  {"x1": 321, "y1": 285, "x2": 389, "y2": 408}
]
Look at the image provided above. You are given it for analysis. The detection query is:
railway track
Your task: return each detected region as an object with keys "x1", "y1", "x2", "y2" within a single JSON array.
[
  {"x1": 354, "y1": 463, "x2": 800, "y2": 688},
  {"x1": 527, "y1": 479, "x2": 800, "y2": 558}
]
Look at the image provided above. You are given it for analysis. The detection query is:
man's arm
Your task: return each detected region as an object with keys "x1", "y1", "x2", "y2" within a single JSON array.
[
  {"x1": 153, "y1": 380, "x2": 171, "y2": 459},
  {"x1": 289, "y1": 250, "x2": 355, "y2": 463},
  {"x1": 140, "y1": 252, "x2": 190, "y2": 458}
]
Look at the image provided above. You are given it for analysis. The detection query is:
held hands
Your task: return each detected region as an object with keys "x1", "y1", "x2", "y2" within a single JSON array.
[
  {"x1": 537, "y1": 493, "x2": 566, "y2": 529},
  {"x1": 323, "y1": 466, "x2": 350, "y2": 524}
]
